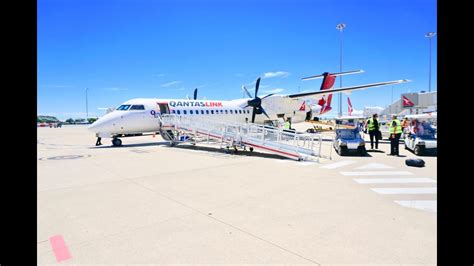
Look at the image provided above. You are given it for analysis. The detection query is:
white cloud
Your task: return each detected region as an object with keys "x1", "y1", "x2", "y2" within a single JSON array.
[
  {"x1": 262, "y1": 71, "x2": 290, "y2": 79},
  {"x1": 153, "y1": 73, "x2": 165, "y2": 77},
  {"x1": 235, "y1": 73, "x2": 245, "y2": 77},
  {"x1": 262, "y1": 88, "x2": 285, "y2": 94},
  {"x1": 161, "y1": 81, "x2": 183, "y2": 87}
]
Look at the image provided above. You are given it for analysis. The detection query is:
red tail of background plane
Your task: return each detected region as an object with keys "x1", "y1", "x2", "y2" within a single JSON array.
[{"x1": 348, "y1": 97, "x2": 353, "y2": 116}]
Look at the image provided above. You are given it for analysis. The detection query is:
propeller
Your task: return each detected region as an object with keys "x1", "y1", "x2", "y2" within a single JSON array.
[
  {"x1": 243, "y1": 77, "x2": 274, "y2": 123},
  {"x1": 193, "y1": 88, "x2": 198, "y2": 100},
  {"x1": 241, "y1": 85, "x2": 252, "y2": 98}
]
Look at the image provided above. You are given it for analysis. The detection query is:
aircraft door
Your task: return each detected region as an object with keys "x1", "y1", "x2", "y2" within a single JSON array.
[{"x1": 158, "y1": 103, "x2": 170, "y2": 114}]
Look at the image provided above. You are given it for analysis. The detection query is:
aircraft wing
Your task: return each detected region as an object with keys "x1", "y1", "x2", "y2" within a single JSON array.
[{"x1": 286, "y1": 79, "x2": 410, "y2": 99}]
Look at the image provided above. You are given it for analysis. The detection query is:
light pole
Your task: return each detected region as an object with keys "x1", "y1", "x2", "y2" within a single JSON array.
[
  {"x1": 85, "y1": 88, "x2": 89, "y2": 120},
  {"x1": 391, "y1": 86, "x2": 394, "y2": 115},
  {"x1": 336, "y1": 23, "x2": 346, "y2": 117},
  {"x1": 425, "y1": 32, "x2": 436, "y2": 92}
]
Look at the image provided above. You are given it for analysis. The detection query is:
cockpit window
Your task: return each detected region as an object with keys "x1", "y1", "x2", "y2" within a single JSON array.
[
  {"x1": 116, "y1": 105, "x2": 131, "y2": 111},
  {"x1": 130, "y1": 105, "x2": 145, "y2": 110}
]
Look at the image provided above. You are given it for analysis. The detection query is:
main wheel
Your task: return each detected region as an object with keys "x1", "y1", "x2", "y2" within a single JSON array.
[
  {"x1": 112, "y1": 138, "x2": 122, "y2": 147},
  {"x1": 249, "y1": 147, "x2": 254, "y2": 152}
]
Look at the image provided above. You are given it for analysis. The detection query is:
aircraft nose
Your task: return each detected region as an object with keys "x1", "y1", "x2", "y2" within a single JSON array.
[{"x1": 88, "y1": 117, "x2": 113, "y2": 134}]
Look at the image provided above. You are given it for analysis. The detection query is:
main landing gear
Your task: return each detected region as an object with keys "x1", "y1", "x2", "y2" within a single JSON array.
[{"x1": 112, "y1": 137, "x2": 122, "y2": 147}]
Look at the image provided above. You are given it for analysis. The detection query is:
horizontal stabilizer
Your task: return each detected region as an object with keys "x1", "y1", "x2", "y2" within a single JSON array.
[
  {"x1": 302, "y1": 70, "x2": 364, "y2": 81},
  {"x1": 288, "y1": 79, "x2": 410, "y2": 98}
]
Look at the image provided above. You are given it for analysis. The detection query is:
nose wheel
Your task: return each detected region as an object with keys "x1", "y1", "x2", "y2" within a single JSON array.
[{"x1": 112, "y1": 138, "x2": 122, "y2": 147}]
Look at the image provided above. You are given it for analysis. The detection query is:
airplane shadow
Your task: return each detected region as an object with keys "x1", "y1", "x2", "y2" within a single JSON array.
[
  {"x1": 168, "y1": 144, "x2": 290, "y2": 160},
  {"x1": 89, "y1": 141, "x2": 170, "y2": 149}
]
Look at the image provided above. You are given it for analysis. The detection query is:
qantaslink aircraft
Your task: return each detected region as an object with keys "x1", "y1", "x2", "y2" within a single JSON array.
[{"x1": 88, "y1": 70, "x2": 409, "y2": 146}]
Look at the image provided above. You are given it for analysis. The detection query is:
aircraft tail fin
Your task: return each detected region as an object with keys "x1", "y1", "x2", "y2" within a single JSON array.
[{"x1": 301, "y1": 69, "x2": 364, "y2": 81}]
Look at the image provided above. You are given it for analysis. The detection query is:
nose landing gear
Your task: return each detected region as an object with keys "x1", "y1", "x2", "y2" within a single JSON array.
[{"x1": 112, "y1": 138, "x2": 122, "y2": 147}]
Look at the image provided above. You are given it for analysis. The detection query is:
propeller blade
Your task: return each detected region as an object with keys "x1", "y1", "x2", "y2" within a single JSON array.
[
  {"x1": 243, "y1": 104, "x2": 250, "y2": 108},
  {"x1": 261, "y1": 107, "x2": 270, "y2": 119},
  {"x1": 261, "y1": 93, "x2": 274, "y2": 100},
  {"x1": 255, "y1": 77, "x2": 261, "y2": 97},
  {"x1": 193, "y1": 88, "x2": 198, "y2": 100},
  {"x1": 251, "y1": 107, "x2": 257, "y2": 123},
  {"x1": 241, "y1": 85, "x2": 252, "y2": 98}
]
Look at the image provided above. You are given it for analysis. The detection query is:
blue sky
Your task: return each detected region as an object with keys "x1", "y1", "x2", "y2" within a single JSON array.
[{"x1": 38, "y1": 0, "x2": 437, "y2": 120}]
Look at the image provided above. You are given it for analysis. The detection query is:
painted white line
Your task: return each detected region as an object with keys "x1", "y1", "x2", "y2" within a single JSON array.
[
  {"x1": 371, "y1": 187, "x2": 437, "y2": 194},
  {"x1": 320, "y1": 160, "x2": 356, "y2": 169},
  {"x1": 355, "y1": 163, "x2": 394, "y2": 170},
  {"x1": 394, "y1": 200, "x2": 437, "y2": 212},
  {"x1": 340, "y1": 171, "x2": 414, "y2": 176},
  {"x1": 353, "y1": 178, "x2": 436, "y2": 184}
]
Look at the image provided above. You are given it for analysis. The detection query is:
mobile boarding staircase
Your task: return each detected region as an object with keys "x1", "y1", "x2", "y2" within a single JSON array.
[{"x1": 158, "y1": 114, "x2": 332, "y2": 162}]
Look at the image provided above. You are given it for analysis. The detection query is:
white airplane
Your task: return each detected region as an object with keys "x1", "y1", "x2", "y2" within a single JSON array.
[{"x1": 88, "y1": 70, "x2": 409, "y2": 146}]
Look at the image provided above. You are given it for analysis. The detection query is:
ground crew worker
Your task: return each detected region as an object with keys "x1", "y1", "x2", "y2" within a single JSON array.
[
  {"x1": 401, "y1": 117, "x2": 409, "y2": 137},
  {"x1": 96, "y1": 135, "x2": 102, "y2": 146},
  {"x1": 366, "y1": 114, "x2": 380, "y2": 150},
  {"x1": 389, "y1": 115, "x2": 403, "y2": 156},
  {"x1": 283, "y1": 118, "x2": 291, "y2": 130}
]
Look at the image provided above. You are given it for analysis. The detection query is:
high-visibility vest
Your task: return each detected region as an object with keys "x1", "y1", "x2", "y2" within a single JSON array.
[
  {"x1": 367, "y1": 118, "x2": 376, "y2": 131},
  {"x1": 390, "y1": 119, "x2": 403, "y2": 134},
  {"x1": 283, "y1": 121, "x2": 290, "y2": 129}
]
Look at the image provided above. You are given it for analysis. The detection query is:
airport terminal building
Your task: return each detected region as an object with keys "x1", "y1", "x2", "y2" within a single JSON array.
[{"x1": 380, "y1": 91, "x2": 437, "y2": 117}]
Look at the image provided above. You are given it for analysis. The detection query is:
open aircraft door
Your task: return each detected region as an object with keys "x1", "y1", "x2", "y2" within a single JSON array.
[
  {"x1": 157, "y1": 103, "x2": 170, "y2": 115},
  {"x1": 156, "y1": 102, "x2": 175, "y2": 141}
]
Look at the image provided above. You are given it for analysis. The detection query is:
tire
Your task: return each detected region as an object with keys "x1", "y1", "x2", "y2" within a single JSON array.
[
  {"x1": 112, "y1": 138, "x2": 122, "y2": 147},
  {"x1": 414, "y1": 145, "x2": 422, "y2": 155},
  {"x1": 338, "y1": 147, "x2": 345, "y2": 156},
  {"x1": 249, "y1": 147, "x2": 254, "y2": 152},
  {"x1": 358, "y1": 146, "x2": 367, "y2": 156}
]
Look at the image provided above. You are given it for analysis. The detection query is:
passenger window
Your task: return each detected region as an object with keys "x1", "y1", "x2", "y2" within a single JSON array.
[
  {"x1": 211, "y1": 110, "x2": 214, "y2": 114},
  {"x1": 239, "y1": 110, "x2": 242, "y2": 114},
  {"x1": 206, "y1": 110, "x2": 209, "y2": 114},
  {"x1": 172, "y1": 110, "x2": 176, "y2": 114},
  {"x1": 201, "y1": 110, "x2": 204, "y2": 114},
  {"x1": 177, "y1": 110, "x2": 181, "y2": 114},
  {"x1": 190, "y1": 110, "x2": 193, "y2": 114},
  {"x1": 183, "y1": 110, "x2": 187, "y2": 115},
  {"x1": 220, "y1": 110, "x2": 223, "y2": 114},
  {"x1": 116, "y1": 104, "x2": 131, "y2": 111},
  {"x1": 230, "y1": 110, "x2": 233, "y2": 114},
  {"x1": 225, "y1": 110, "x2": 228, "y2": 114},
  {"x1": 130, "y1": 105, "x2": 145, "y2": 110}
]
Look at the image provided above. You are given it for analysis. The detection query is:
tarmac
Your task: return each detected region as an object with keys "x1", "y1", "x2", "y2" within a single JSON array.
[{"x1": 37, "y1": 123, "x2": 437, "y2": 265}]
